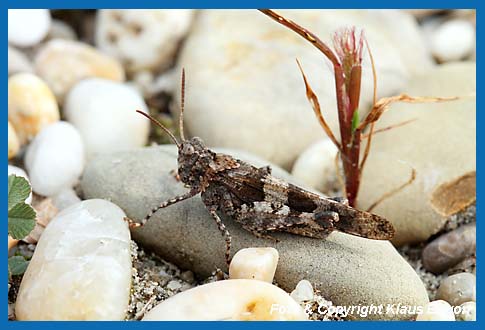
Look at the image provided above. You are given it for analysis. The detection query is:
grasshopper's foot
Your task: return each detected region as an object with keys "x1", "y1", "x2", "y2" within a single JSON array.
[
  {"x1": 170, "y1": 169, "x2": 181, "y2": 182},
  {"x1": 124, "y1": 216, "x2": 142, "y2": 229}
]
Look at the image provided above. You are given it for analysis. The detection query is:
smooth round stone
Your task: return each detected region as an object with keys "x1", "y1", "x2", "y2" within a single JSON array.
[
  {"x1": 422, "y1": 224, "x2": 475, "y2": 274},
  {"x1": 8, "y1": 122, "x2": 20, "y2": 159},
  {"x1": 8, "y1": 165, "x2": 32, "y2": 205},
  {"x1": 8, "y1": 46, "x2": 33, "y2": 75},
  {"x1": 48, "y1": 19, "x2": 77, "y2": 40},
  {"x1": 25, "y1": 122, "x2": 85, "y2": 197},
  {"x1": 456, "y1": 301, "x2": 475, "y2": 321},
  {"x1": 229, "y1": 247, "x2": 279, "y2": 283},
  {"x1": 8, "y1": 73, "x2": 60, "y2": 144},
  {"x1": 15, "y1": 199, "x2": 132, "y2": 320},
  {"x1": 82, "y1": 145, "x2": 430, "y2": 320},
  {"x1": 290, "y1": 280, "x2": 314, "y2": 303},
  {"x1": 96, "y1": 9, "x2": 195, "y2": 73},
  {"x1": 8, "y1": 9, "x2": 51, "y2": 47},
  {"x1": 430, "y1": 19, "x2": 475, "y2": 62},
  {"x1": 64, "y1": 79, "x2": 149, "y2": 158},
  {"x1": 357, "y1": 63, "x2": 475, "y2": 245},
  {"x1": 436, "y1": 273, "x2": 475, "y2": 306},
  {"x1": 143, "y1": 279, "x2": 307, "y2": 321},
  {"x1": 416, "y1": 300, "x2": 455, "y2": 321},
  {"x1": 175, "y1": 10, "x2": 432, "y2": 169},
  {"x1": 291, "y1": 139, "x2": 339, "y2": 193},
  {"x1": 34, "y1": 39, "x2": 125, "y2": 102}
]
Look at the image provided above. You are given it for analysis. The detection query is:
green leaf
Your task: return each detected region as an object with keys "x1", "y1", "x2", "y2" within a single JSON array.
[
  {"x1": 351, "y1": 110, "x2": 360, "y2": 134},
  {"x1": 8, "y1": 203, "x2": 36, "y2": 239},
  {"x1": 8, "y1": 175, "x2": 31, "y2": 211},
  {"x1": 8, "y1": 256, "x2": 29, "y2": 277}
]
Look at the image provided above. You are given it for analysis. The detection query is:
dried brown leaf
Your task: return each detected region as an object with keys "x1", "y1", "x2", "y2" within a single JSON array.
[
  {"x1": 358, "y1": 94, "x2": 459, "y2": 131},
  {"x1": 296, "y1": 59, "x2": 342, "y2": 152}
]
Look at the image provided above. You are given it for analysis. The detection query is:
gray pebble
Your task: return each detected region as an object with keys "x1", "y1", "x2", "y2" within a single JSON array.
[
  {"x1": 422, "y1": 224, "x2": 475, "y2": 274},
  {"x1": 436, "y1": 273, "x2": 475, "y2": 306},
  {"x1": 82, "y1": 145, "x2": 429, "y2": 320}
]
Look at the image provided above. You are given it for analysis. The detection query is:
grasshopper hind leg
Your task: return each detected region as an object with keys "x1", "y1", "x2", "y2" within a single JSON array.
[{"x1": 208, "y1": 208, "x2": 233, "y2": 267}]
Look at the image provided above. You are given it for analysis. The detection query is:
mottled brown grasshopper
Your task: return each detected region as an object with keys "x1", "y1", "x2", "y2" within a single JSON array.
[{"x1": 129, "y1": 70, "x2": 395, "y2": 265}]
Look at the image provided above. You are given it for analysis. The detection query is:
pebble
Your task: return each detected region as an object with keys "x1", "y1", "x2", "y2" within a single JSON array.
[
  {"x1": 290, "y1": 280, "x2": 314, "y2": 303},
  {"x1": 51, "y1": 188, "x2": 82, "y2": 211},
  {"x1": 142, "y1": 279, "x2": 308, "y2": 320},
  {"x1": 456, "y1": 301, "x2": 475, "y2": 321},
  {"x1": 8, "y1": 73, "x2": 60, "y2": 144},
  {"x1": 175, "y1": 10, "x2": 432, "y2": 168},
  {"x1": 166, "y1": 280, "x2": 182, "y2": 291},
  {"x1": 357, "y1": 63, "x2": 476, "y2": 245},
  {"x1": 416, "y1": 300, "x2": 455, "y2": 321},
  {"x1": 95, "y1": 9, "x2": 195, "y2": 73},
  {"x1": 25, "y1": 122, "x2": 85, "y2": 197},
  {"x1": 291, "y1": 139, "x2": 339, "y2": 194},
  {"x1": 436, "y1": 273, "x2": 475, "y2": 306},
  {"x1": 15, "y1": 199, "x2": 132, "y2": 320},
  {"x1": 8, "y1": 122, "x2": 20, "y2": 159},
  {"x1": 34, "y1": 39, "x2": 125, "y2": 102},
  {"x1": 81, "y1": 145, "x2": 430, "y2": 320},
  {"x1": 47, "y1": 19, "x2": 77, "y2": 40},
  {"x1": 8, "y1": 46, "x2": 33, "y2": 75},
  {"x1": 179, "y1": 270, "x2": 195, "y2": 283},
  {"x1": 8, "y1": 165, "x2": 32, "y2": 205},
  {"x1": 429, "y1": 19, "x2": 475, "y2": 62},
  {"x1": 229, "y1": 247, "x2": 279, "y2": 283},
  {"x1": 422, "y1": 223, "x2": 475, "y2": 274},
  {"x1": 8, "y1": 9, "x2": 51, "y2": 47},
  {"x1": 64, "y1": 79, "x2": 150, "y2": 158}
]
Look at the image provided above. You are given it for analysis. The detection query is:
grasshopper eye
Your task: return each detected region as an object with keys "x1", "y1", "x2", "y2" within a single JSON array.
[{"x1": 183, "y1": 143, "x2": 195, "y2": 155}]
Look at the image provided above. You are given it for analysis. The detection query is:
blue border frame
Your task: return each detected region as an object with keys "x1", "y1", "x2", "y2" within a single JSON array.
[{"x1": 4, "y1": 1, "x2": 480, "y2": 329}]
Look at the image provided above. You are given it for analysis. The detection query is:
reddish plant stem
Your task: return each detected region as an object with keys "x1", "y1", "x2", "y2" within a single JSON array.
[{"x1": 259, "y1": 9, "x2": 363, "y2": 206}]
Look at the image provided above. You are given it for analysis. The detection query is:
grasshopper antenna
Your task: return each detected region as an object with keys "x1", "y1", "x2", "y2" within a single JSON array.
[
  {"x1": 179, "y1": 68, "x2": 186, "y2": 141},
  {"x1": 135, "y1": 110, "x2": 180, "y2": 147}
]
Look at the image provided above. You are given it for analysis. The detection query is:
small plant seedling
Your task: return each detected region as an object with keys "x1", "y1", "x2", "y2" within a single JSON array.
[
  {"x1": 8, "y1": 174, "x2": 36, "y2": 277},
  {"x1": 259, "y1": 9, "x2": 458, "y2": 208},
  {"x1": 127, "y1": 70, "x2": 395, "y2": 266}
]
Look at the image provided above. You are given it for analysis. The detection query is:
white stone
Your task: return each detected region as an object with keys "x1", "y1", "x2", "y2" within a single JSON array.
[
  {"x1": 25, "y1": 122, "x2": 85, "y2": 197},
  {"x1": 416, "y1": 300, "x2": 455, "y2": 321},
  {"x1": 8, "y1": 165, "x2": 32, "y2": 205},
  {"x1": 357, "y1": 63, "x2": 475, "y2": 245},
  {"x1": 8, "y1": 9, "x2": 51, "y2": 47},
  {"x1": 15, "y1": 199, "x2": 132, "y2": 320},
  {"x1": 48, "y1": 19, "x2": 77, "y2": 40},
  {"x1": 175, "y1": 10, "x2": 433, "y2": 168},
  {"x1": 8, "y1": 122, "x2": 20, "y2": 159},
  {"x1": 95, "y1": 10, "x2": 195, "y2": 73},
  {"x1": 290, "y1": 280, "x2": 314, "y2": 303},
  {"x1": 143, "y1": 279, "x2": 308, "y2": 321},
  {"x1": 64, "y1": 79, "x2": 150, "y2": 158},
  {"x1": 167, "y1": 280, "x2": 182, "y2": 291},
  {"x1": 457, "y1": 301, "x2": 476, "y2": 321},
  {"x1": 229, "y1": 247, "x2": 279, "y2": 283},
  {"x1": 436, "y1": 273, "x2": 476, "y2": 306},
  {"x1": 292, "y1": 139, "x2": 339, "y2": 193},
  {"x1": 51, "y1": 188, "x2": 81, "y2": 210},
  {"x1": 34, "y1": 39, "x2": 125, "y2": 102},
  {"x1": 8, "y1": 73, "x2": 60, "y2": 144},
  {"x1": 8, "y1": 46, "x2": 33, "y2": 75},
  {"x1": 430, "y1": 19, "x2": 475, "y2": 62}
]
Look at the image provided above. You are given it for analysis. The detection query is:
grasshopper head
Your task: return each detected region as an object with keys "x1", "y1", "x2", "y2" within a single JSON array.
[{"x1": 177, "y1": 137, "x2": 215, "y2": 190}]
